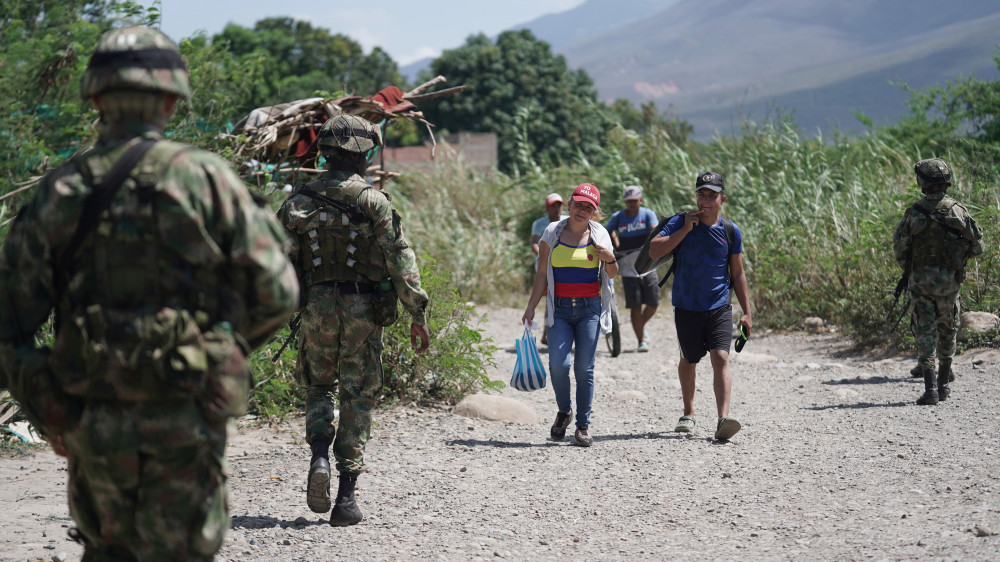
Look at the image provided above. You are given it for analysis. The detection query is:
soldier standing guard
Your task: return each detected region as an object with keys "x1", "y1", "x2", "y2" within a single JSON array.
[
  {"x1": 0, "y1": 26, "x2": 299, "y2": 560},
  {"x1": 277, "y1": 114, "x2": 431, "y2": 526},
  {"x1": 893, "y1": 158, "x2": 984, "y2": 405}
]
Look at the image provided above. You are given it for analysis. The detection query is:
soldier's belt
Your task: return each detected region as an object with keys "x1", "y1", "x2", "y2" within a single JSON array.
[{"x1": 324, "y1": 281, "x2": 375, "y2": 294}]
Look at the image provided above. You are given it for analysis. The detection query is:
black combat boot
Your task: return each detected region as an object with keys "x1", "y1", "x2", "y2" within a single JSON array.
[
  {"x1": 916, "y1": 367, "x2": 939, "y2": 405},
  {"x1": 909, "y1": 364, "x2": 923, "y2": 378},
  {"x1": 938, "y1": 363, "x2": 953, "y2": 401},
  {"x1": 938, "y1": 359, "x2": 956, "y2": 382},
  {"x1": 307, "y1": 439, "x2": 331, "y2": 513},
  {"x1": 329, "y1": 473, "x2": 363, "y2": 526}
]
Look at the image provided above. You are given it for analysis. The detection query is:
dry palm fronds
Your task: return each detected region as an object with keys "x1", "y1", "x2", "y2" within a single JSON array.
[{"x1": 229, "y1": 76, "x2": 465, "y2": 186}]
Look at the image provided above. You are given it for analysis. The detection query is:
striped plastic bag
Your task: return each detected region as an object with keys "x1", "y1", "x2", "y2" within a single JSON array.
[{"x1": 510, "y1": 322, "x2": 547, "y2": 391}]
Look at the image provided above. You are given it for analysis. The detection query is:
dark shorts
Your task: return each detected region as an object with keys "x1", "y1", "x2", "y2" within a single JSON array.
[
  {"x1": 674, "y1": 304, "x2": 733, "y2": 364},
  {"x1": 622, "y1": 274, "x2": 660, "y2": 309}
]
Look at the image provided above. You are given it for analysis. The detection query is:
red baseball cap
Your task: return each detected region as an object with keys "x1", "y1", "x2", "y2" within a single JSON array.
[{"x1": 571, "y1": 183, "x2": 600, "y2": 207}]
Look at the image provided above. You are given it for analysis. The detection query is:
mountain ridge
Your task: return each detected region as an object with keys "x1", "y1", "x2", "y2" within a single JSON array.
[{"x1": 552, "y1": 0, "x2": 1000, "y2": 137}]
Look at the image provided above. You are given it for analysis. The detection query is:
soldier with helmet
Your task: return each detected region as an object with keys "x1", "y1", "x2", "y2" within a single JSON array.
[
  {"x1": 277, "y1": 113, "x2": 431, "y2": 526},
  {"x1": 893, "y1": 158, "x2": 984, "y2": 405},
  {"x1": 0, "y1": 26, "x2": 299, "y2": 560}
]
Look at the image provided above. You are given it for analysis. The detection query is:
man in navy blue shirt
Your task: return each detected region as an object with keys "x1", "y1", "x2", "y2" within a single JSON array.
[
  {"x1": 606, "y1": 186, "x2": 660, "y2": 352},
  {"x1": 648, "y1": 172, "x2": 752, "y2": 440}
]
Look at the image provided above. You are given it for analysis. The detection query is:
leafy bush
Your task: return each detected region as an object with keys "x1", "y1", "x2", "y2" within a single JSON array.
[
  {"x1": 245, "y1": 253, "x2": 502, "y2": 419},
  {"x1": 246, "y1": 328, "x2": 302, "y2": 421},
  {"x1": 380, "y1": 253, "x2": 502, "y2": 404}
]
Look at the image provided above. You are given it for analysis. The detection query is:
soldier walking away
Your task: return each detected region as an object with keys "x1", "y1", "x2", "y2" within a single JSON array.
[
  {"x1": 0, "y1": 27, "x2": 299, "y2": 560},
  {"x1": 893, "y1": 158, "x2": 984, "y2": 405},
  {"x1": 277, "y1": 114, "x2": 431, "y2": 526}
]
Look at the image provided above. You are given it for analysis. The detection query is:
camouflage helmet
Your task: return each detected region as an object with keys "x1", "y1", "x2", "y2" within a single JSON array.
[
  {"x1": 317, "y1": 114, "x2": 383, "y2": 153},
  {"x1": 914, "y1": 158, "x2": 952, "y2": 187},
  {"x1": 80, "y1": 26, "x2": 191, "y2": 99}
]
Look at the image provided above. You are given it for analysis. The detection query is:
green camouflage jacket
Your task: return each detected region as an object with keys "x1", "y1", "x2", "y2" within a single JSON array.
[
  {"x1": 892, "y1": 192, "x2": 984, "y2": 296},
  {"x1": 0, "y1": 124, "x2": 299, "y2": 426},
  {"x1": 278, "y1": 170, "x2": 428, "y2": 325}
]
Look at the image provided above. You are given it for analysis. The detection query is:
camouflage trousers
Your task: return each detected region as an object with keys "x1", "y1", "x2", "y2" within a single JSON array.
[
  {"x1": 62, "y1": 398, "x2": 230, "y2": 561},
  {"x1": 297, "y1": 284, "x2": 384, "y2": 475},
  {"x1": 909, "y1": 290, "x2": 960, "y2": 371}
]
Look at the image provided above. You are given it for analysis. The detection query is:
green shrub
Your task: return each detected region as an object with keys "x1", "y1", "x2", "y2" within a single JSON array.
[
  {"x1": 247, "y1": 329, "x2": 303, "y2": 421},
  {"x1": 245, "y1": 252, "x2": 502, "y2": 419},
  {"x1": 380, "y1": 252, "x2": 502, "y2": 404}
]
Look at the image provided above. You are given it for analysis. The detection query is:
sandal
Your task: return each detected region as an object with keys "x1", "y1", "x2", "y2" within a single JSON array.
[
  {"x1": 674, "y1": 416, "x2": 696, "y2": 433},
  {"x1": 714, "y1": 417, "x2": 742, "y2": 440}
]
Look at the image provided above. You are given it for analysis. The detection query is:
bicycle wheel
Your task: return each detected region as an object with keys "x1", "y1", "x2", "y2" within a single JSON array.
[{"x1": 605, "y1": 303, "x2": 621, "y2": 357}]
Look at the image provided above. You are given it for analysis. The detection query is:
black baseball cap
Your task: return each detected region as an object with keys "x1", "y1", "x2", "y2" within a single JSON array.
[{"x1": 696, "y1": 171, "x2": 725, "y2": 192}]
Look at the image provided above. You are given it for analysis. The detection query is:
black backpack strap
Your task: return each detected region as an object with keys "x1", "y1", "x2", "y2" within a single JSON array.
[
  {"x1": 57, "y1": 138, "x2": 158, "y2": 272},
  {"x1": 721, "y1": 218, "x2": 736, "y2": 288},
  {"x1": 658, "y1": 260, "x2": 676, "y2": 288}
]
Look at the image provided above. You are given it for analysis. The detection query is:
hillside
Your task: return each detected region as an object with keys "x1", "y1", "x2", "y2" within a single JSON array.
[
  {"x1": 513, "y1": 0, "x2": 675, "y2": 50},
  {"x1": 555, "y1": 0, "x2": 1000, "y2": 137}
]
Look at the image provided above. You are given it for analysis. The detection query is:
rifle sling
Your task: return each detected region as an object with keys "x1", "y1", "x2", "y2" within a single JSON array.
[
  {"x1": 296, "y1": 187, "x2": 370, "y2": 224},
  {"x1": 910, "y1": 202, "x2": 965, "y2": 239}
]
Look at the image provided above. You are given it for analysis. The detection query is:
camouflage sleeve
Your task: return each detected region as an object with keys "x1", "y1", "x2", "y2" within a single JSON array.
[
  {"x1": 276, "y1": 198, "x2": 308, "y2": 305},
  {"x1": 891, "y1": 211, "x2": 912, "y2": 268},
  {"x1": 0, "y1": 168, "x2": 73, "y2": 346},
  {"x1": 360, "y1": 190, "x2": 428, "y2": 326},
  {"x1": 964, "y1": 210, "x2": 985, "y2": 258},
  {"x1": 0, "y1": 168, "x2": 83, "y2": 434},
  {"x1": 165, "y1": 151, "x2": 299, "y2": 349}
]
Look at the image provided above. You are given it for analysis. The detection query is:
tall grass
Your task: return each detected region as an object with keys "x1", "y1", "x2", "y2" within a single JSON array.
[{"x1": 390, "y1": 117, "x2": 999, "y2": 349}]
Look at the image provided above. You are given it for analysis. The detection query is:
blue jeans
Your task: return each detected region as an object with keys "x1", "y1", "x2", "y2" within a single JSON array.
[{"x1": 548, "y1": 296, "x2": 601, "y2": 429}]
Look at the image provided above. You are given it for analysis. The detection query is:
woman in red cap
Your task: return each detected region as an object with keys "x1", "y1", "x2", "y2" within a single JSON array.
[{"x1": 522, "y1": 183, "x2": 618, "y2": 446}]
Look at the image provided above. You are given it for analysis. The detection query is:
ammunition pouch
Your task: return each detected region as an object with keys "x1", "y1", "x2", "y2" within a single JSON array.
[{"x1": 51, "y1": 306, "x2": 250, "y2": 418}]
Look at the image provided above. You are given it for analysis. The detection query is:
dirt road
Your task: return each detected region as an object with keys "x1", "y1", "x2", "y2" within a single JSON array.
[{"x1": 3, "y1": 305, "x2": 1000, "y2": 561}]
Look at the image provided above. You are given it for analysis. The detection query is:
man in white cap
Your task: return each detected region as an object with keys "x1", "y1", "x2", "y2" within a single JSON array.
[
  {"x1": 605, "y1": 186, "x2": 660, "y2": 351},
  {"x1": 531, "y1": 193, "x2": 567, "y2": 344},
  {"x1": 531, "y1": 193, "x2": 565, "y2": 258}
]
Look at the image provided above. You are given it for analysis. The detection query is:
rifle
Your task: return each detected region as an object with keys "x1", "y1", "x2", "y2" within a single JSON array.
[
  {"x1": 885, "y1": 243, "x2": 913, "y2": 332},
  {"x1": 885, "y1": 275, "x2": 912, "y2": 333},
  {"x1": 272, "y1": 312, "x2": 302, "y2": 363}
]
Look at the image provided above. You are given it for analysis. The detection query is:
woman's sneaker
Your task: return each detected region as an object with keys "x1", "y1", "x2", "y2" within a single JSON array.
[
  {"x1": 550, "y1": 410, "x2": 572, "y2": 440},
  {"x1": 574, "y1": 426, "x2": 593, "y2": 447}
]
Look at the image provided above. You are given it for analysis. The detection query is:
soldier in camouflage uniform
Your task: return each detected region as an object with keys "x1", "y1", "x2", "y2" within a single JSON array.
[
  {"x1": 0, "y1": 27, "x2": 299, "y2": 560},
  {"x1": 277, "y1": 114, "x2": 431, "y2": 526},
  {"x1": 893, "y1": 158, "x2": 984, "y2": 405}
]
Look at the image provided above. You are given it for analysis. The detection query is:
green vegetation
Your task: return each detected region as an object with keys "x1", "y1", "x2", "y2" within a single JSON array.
[
  {"x1": 212, "y1": 18, "x2": 402, "y2": 114},
  {"x1": 245, "y1": 255, "x2": 502, "y2": 420},
  {"x1": 421, "y1": 30, "x2": 610, "y2": 172}
]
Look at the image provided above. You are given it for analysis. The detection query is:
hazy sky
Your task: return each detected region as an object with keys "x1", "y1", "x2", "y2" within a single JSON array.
[{"x1": 139, "y1": 0, "x2": 585, "y2": 65}]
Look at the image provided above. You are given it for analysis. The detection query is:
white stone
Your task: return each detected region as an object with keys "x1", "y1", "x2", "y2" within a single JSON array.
[
  {"x1": 452, "y1": 394, "x2": 539, "y2": 424},
  {"x1": 802, "y1": 317, "x2": 825, "y2": 333},
  {"x1": 959, "y1": 311, "x2": 1000, "y2": 342}
]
